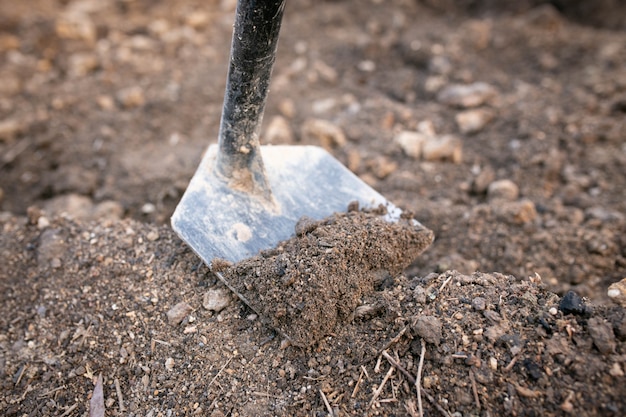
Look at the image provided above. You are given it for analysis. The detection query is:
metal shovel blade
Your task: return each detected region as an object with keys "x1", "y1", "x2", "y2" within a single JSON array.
[{"x1": 171, "y1": 144, "x2": 403, "y2": 265}]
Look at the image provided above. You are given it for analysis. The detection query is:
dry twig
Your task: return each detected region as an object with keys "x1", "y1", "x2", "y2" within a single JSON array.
[
  {"x1": 114, "y1": 378, "x2": 126, "y2": 412},
  {"x1": 207, "y1": 357, "x2": 232, "y2": 392},
  {"x1": 383, "y1": 351, "x2": 452, "y2": 417},
  {"x1": 469, "y1": 370, "x2": 481, "y2": 410},
  {"x1": 416, "y1": 341, "x2": 426, "y2": 417},
  {"x1": 319, "y1": 389, "x2": 334, "y2": 416},
  {"x1": 368, "y1": 364, "x2": 395, "y2": 409},
  {"x1": 351, "y1": 367, "x2": 365, "y2": 398}
]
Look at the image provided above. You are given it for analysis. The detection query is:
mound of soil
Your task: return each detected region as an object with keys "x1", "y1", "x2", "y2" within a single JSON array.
[{"x1": 218, "y1": 210, "x2": 434, "y2": 346}]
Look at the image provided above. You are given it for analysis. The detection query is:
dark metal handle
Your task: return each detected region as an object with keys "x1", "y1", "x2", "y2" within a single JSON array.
[{"x1": 215, "y1": 0, "x2": 286, "y2": 201}]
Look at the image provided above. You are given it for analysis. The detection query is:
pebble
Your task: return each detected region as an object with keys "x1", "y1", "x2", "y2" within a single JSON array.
[
  {"x1": 37, "y1": 228, "x2": 67, "y2": 266},
  {"x1": 264, "y1": 115, "x2": 293, "y2": 144},
  {"x1": 394, "y1": 131, "x2": 427, "y2": 159},
  {"x1": 585, "y1": 206, "x2": 624, "y2": 222},
  {"x1": 0, "y1": 118, "x2": 25, "y2": 142},
  {"x1": 436, "y1": 253, "x2": 479, "y2": 275},
  {"x1": 587, "y1": 317, "x2": 616, "y2": 355},
  {"x1": 437, "y1": 82, "x2": 498, "y2": 108},
  {"x1": 0, "y1": 73, "x2": 21, "y2": 96},
  {"x1": 68, "y1": 53, "x2": 99, "y2": 77},
  {"x1": 55, "y1": 11, "x2": 97, "y2": 43},
  {"x1": 185, "y1": 11, "x2": 211, "y2": 29},
  {"x1": 455, "y1": 108, "x2": 495, "y2": 134},
  {"x1": 488, "y1": 179, "x2": 519, "y2": 201},
  {"x1": 607, "y1": 278, "x2": 626, "y2": 307},
  {"x1": 428, "y1": 55, "x2": 452, "y2": 75},
  {"x1": 301, "y1": 119, "x2": 346, "y2": 149},
  {"x1": 116, "y1": 86, "x2": 146, "y2": 108},
  {"x1": 609, "y1": 363, "x2": 624, "y2": 377},
  {"x1": 165, "y1": 357, "x2": 175, "y2": 371},
  {"x1": 471, "y1": 297, "x2": 487, "y2": 311},
  {"x1": 411, "y1": 315, "x2": 442, "y2": 345},
  {"x1": 422, "y1": 134, "x2": 462, "y2": 163},
  {"x1": 43, "y1": 194, "x2": 123, "y2": 222},
  {"x1": 202, "y1": 289, "x2": 231, "y2": 313},
  {"x1": 167, "y1": 302, "x2": 193, "y2": 325},
  {"x1": 471, "y1": 165, "x2": 495, "y2": 194},
  {"x1": 278, "y1": 99, "x2": 296, "y2": 119},
  {"x1": 495, "y1": 199, "x2": 537, "y2": 224},
  {"x1": 558, "y1": 290, "x2": 587, "y2": 316}
]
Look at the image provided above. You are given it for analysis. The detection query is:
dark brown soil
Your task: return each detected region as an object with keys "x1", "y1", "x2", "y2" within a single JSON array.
[
  {"x1": 1, "y1": 0, "x2": 626, "y2": 416},
  {"x1": 218, "y1": 210, "x2": 434, "y2": 346}
]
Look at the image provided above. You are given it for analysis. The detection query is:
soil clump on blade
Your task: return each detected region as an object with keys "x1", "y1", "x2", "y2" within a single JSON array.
[{"x1": 218, "y1": 210, "x2": 434, "y2": 346}]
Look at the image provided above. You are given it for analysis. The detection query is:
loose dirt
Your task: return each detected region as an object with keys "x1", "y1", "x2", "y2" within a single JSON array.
[
  {"x1": 1, "y1": 0, "x2": 626, "y2": 416},
  {"x1": 218, "y1": 210, "x2": 434, "y2": 346}
]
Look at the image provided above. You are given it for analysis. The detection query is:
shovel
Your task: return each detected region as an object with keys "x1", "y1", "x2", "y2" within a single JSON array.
[{"x1": 172, "y1": 1, "x2": 421, "y2": 312}]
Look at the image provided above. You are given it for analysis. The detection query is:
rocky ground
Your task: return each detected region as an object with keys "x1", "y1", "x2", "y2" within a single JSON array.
[{"x1": 1, "y1": 0, "x2": 626, "y2": 416}]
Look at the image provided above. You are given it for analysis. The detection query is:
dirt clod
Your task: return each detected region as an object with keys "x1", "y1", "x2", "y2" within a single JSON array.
[{"x1": 220, "y1": 211, "x2": 434, "y2": 346}]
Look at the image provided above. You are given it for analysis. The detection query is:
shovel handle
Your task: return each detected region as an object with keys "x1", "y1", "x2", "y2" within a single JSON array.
[{"x1": 215, "y1": 0, "x2": 286, "y2": 200}]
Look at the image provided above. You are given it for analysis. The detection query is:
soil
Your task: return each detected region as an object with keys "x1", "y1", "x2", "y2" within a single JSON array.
[{"x1": 1, "y1": 0, "x2": 626, "y2": 416}]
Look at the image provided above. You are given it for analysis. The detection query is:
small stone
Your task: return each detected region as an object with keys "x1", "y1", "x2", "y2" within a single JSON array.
[
  {"x1": 38, "y1": 228, "x2": 67, "y2": 266},
  {"x1": 354, "y1": 304, "x2": 378, "y2": 319},
  {"x1": 587, "y1": 317, "x2": 616, "y2": 355},
  {"x1": 488, "y1": 357, "x2": 498, "y2": 370},
  {"x1": 202, "y1": 289, "x2": 231, "y2": 313},
  {"x1": 141, "y1": 203, "x2": 156, "y2": 214},
  {"x1": 295, "y1": 215, "x2": 318, "y2": 236},
  {"x1": 411, "y1": 315, "x2": 442, "y2": 345},
  {"x1": 117, "y1": 86, "x2": 146, "y2": 108},
  {"x1": 0, "y1": 33, "x2": 20, "y2": 52},
  {"x1": 437, "y1": 82, "x2": 498, "y2": 108},
  {"x1": 422, "y1": 134, "x2": 462, "y2": 163},
  {"x1": 471, "y1": 297, "x2": 486, "y2": 311},
  {"x1": 496, "y1": 200, "x2": 537, "y2": 224},
  {"x1": 37, "y1": 216, "x2": 50, "y2": 229},
  {"x1": 395, "y1": 131, "x2": 427, "y2": 159},
  {"x1": 436, "y1": 253, "x2": 479, "y2": 275},
  {"x1": 68, "y1": 53, "x2": 99, "y2": 77},
  {"x1": 146, "y1": 231, "x2": 159, "y2": 242},
  {"x1": 609, "y1": 363, "x2": 624, "y2": 377},
  {"x1": 167, "y1": 302, "x2": 193, "y2": 325},
  {"x1": 549, "y1": 307, "x2": 558, "y2": 315},
  {"x1": 455, "y1": 108, "x2": 495, "y2": 134},
  {"x1": 278, "y1": 99, "x2": 296, "y2": 119},
  {"x1": 185, "y1": 11, "x2": 210, "y2": 29},
  {"x1": 428, "y1": 55, "x2": 452, "y2": 75},
  {"x1": 471, "y1": 165, "x2": 495, "y2": 194},
  {"x1": 608, "y1": 278, "x2": 626, "y2": 307},
  {"x1": 424, "y1": 75, "x2": 446, "y2": 93},
  {"x1": 91, "y1": 201, "x2": 124, "y2": 221},
  {"x1": 97, "y1": 95, "x2": 115, "y2": 110},
  {"x1": 558, "y1": 291, "x2": 587, "y2": 316},
  {"x1": 44, "y1": 194, "x2": 123, "y2": 222},
  {"x1": 488, "y1": 179, "x2": 519, "y2": 201},
  {"x1": 165, "y1": 357, "x2": 175, "y2": 371},
  {"x1": 585, "y1": 207, "x2": 624, "y2": 222},
  {"x1": 0, "y1": 118, "x2": 25, "y2": 142},
  {"x1": 301, "y1": 119, "x2": 346, "y2": 149},
  {"x1": 264, "y1": 115, "x2": 293, "y2": 144},
  {"x1": 55, "y1": 12, "x2": 97, "y2": 43}
]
